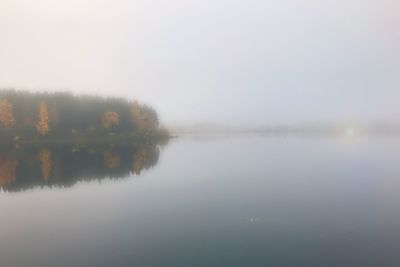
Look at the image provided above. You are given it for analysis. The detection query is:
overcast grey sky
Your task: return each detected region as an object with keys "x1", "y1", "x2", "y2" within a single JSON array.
[{"x1": 0, "y1": 0, "x2": 399, "y2": 125}]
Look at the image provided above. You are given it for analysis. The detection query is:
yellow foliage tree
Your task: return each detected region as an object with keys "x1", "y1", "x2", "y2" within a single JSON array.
[
  {"x1": 102, "y1": 111, "x2": 120, "y2": 128},
  {"x1": 38, "y1": 149, "x2": 52, "y2": 182},
  {"x1": 37, "y1": 101, "x2": 50, "y2": 135},
  {"x1": 0, "y1": 99, "x2": 16, "y2": 128}
]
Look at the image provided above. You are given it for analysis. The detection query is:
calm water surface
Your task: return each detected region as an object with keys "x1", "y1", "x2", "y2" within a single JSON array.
[{"x1": 1, "y1": 135, "x2": 400, "y2": 266}]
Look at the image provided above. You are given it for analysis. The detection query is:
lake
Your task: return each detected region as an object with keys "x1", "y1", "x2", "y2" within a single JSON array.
[{"x1": 1, "y1": 135, "x2": 400, "y2": 266}]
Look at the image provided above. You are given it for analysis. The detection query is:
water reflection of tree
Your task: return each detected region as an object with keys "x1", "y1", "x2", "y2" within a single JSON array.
[
  {"x1": 0, "y1": 143, "x2": 160, "y2": 192},
  {"x1": 103, "y1": 151, "x2": 121, "y2": 169},
  {"x1": 0, "y1": 155, "x2": 18, "y2": 186},
  {"x1": 38, "y1": 149, "x2": 51, "y2": 182}
]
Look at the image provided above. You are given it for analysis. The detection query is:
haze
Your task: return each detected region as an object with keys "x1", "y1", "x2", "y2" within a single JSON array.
[{"x1": 0, "y1": 0, "x2": 399, "y2": 125}]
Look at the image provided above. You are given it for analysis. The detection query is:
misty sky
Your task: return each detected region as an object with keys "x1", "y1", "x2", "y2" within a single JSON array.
[{"x1": 0, "y1": 0, "x2": 399, "y2": 125}]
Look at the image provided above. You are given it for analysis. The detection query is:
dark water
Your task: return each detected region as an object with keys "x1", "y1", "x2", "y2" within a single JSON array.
[{"x1": 1, "y1": 135, "x2": 400, "y2": 266}]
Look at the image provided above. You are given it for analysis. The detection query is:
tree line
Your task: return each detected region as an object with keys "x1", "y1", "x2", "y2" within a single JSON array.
[{"x1": 0, "y1": 90, "x2": 167, "y2": 141}]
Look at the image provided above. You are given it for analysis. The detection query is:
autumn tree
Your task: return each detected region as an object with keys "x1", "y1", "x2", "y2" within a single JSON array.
[
  {"x1": 37, "y1": 101, "x2": 50, "y2": 135},
  {"x1": 102, "y1": 111, "x2": 120, "y2": 128},
  {"x1": 0, "y1": 99, "x2": 16, "y2": 128}
]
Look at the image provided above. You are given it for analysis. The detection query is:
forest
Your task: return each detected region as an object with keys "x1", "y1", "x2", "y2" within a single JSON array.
[{"x1": 0, "y1": 90, "x2": 169, "y2": 144}]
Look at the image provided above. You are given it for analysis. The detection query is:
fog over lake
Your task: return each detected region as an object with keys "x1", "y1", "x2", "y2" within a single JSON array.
[
  {"x1": 1, "y1": 0, "x2": 399, "y2": 125},
  {"x1": 1, "y1": 0, "x2": 399, "y2": 266}
]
